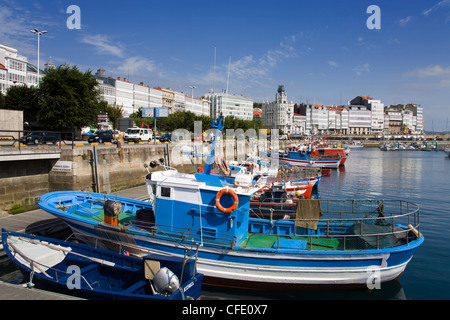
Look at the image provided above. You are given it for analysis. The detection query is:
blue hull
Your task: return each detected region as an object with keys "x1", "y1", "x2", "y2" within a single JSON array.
[
  {"x1": 2, "y1": 229, "x2": 203, "y2": 299},
  {"x1": 37, "y1": 191, "x2": 424, "y2": 289}
]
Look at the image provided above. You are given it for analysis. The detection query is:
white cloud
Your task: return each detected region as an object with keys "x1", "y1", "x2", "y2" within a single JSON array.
[
  {"x1": 423, "y1": 0, "x2": 450, "y2": 16},
  {"x1": 399, "y1": 16, "x2": 413, "y2": 27},
  {"x1": 80, "y1": 34, "x2": 124, "y2": 57},
  {"x1": 0, "y1": 3, "x2": 58, "y2": 60},
  {"x1": 328, "y1": 61, "x2": 338, "y2": 67},
  {"x1": 189, "y1": 34, "x2": 301, "y2": 91},
  {"x1": 117, "y1": 56, "x2": 157, "y2": 76},
  {"x1": 405, "y1": 65, "x2": 450, "y2": 77},
  {"x1": 353, "y1": 63, "x2": 370, "y2": 76}
]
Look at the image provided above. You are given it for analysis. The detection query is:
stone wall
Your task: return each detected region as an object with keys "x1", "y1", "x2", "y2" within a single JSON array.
[
  {"x1": 0, "y1": 139, "x2": 265, "y2": 215},
  {"x1": 0, "y1": 109, "x2": 23, "y2": 139}
]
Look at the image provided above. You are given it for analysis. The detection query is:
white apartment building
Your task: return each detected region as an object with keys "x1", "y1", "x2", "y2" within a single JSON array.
[
  {"x1": 0, "y1": 63, "x2": 6, "y2": 94},
  {"x1": 185, "y1": 96, "x2": 210, "y2": 116},
  {"x1": 262, "y1": 85, "x2": 294, "y2": 133},
  {"x1": 206, "y1": 91, "x2": 253, "y2": 121},
  {"x1": 149, "y1": 87, "x2": 163, "y2": 110},
  {"x1": 0, "y1": 44, "x2": 41, "y2": 94},
  {"x1": 405, "y1": 103, "x2": 424, "y2": 134},
  {"x1": 133, "y1": 83, "x2": 150, "y2": 110},
  {"x1": 292, "y1": 113, "x2": 306, "y2": 135},
  {"x1": 347, "y1": 105, "x2": 372, "y2": 135},
  {"x1": 350, "y1": 96, "x2": 384, "y2": 133},
  {"x1": 95, "y1": 68, "x2": 210, "y2": 117},
  {"x1": 0, "y1": 44, "x2": 57, "y2": 95}
]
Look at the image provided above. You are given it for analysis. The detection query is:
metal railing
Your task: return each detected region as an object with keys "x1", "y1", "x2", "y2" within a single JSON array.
[
  {"x1": 248, "y1": 199, "x2": 421, "y2": 251},
  {"x1": 0, "y1": 129, "x2": 75, "y2": 150},
  {"x1": 124, "y1": 221, "x2": 238, "y2": 249}
]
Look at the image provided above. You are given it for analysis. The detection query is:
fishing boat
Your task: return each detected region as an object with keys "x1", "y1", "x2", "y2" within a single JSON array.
[
  {"x1": 444, "y1": 147, "x2": 450, "y2": 157},
  {"x1": 277, "y1": 148, "x2": 342, "y2": 169},
  {"x1": 343, "y1": 141, "x2": 364, "y2": 148},
  {"x1": 37, "y1": 116, "x2": 424, "y2": 289},
  {"x1": 310, "y1": 147, "x2": 347, "y2": 166},
  {"x1": 2, "y1": 229, "x2": 203, "y2": 300}
]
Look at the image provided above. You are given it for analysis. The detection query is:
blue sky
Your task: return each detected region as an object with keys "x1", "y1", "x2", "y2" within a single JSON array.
[{"x1": 1, "y1": 0, "x2": 449, "y2": 131}]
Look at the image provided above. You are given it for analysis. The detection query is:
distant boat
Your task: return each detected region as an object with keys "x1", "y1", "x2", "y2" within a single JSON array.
[
  {"x1": 2, "y1": 229, "x2": 203, "y2": 300},
  {"x1": 343, "y1": 142, "x2": 364, "y2": 148},
  {"x1": 444, "y1": 147, "x2": 450, "y2": 157}
]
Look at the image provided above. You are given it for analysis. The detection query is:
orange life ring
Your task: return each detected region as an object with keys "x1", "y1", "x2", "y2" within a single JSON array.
[
  {"x1": 215, "y1": 188, "x2": 239, "y2": 214},
  {"x1": 215, "y1": 156, "x2": 231, "y2": 177},
  {"x1": 197, "y1": 166, "x2": 204, "y2": 173}
]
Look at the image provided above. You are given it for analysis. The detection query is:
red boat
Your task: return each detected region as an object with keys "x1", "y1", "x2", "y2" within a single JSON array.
[{"x1": 311, "y1": 147, "x2": 347, "y2": 166}]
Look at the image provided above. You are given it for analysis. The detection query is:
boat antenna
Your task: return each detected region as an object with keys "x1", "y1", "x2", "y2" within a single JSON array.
[{"x1": 204, "y1": 114, "x2": 224, "y2": 175}]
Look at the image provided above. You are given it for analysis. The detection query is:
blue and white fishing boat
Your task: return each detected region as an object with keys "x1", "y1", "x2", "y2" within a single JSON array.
[
  {"x1": 277, "y1": 149, "x2": 342, "y2": 169},
  {"x1": 37, "y1": 116, "x2": 424, "y2": 290},
  {"x1": 2, "y1": 229, "x2": 203, "y2": 300}
]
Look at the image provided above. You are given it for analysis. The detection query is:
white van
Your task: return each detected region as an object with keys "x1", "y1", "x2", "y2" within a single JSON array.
[{"x1": 123, "y1": 128, "x2": 152, "y2": 143}]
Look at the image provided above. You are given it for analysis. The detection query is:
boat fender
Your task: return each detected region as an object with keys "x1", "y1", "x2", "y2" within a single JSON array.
[
  {"x1": 215, "y1": 188, "x2": 239, "y2": 214},
  {"x1": 408, "y1": 224, "x2": 421, "y2": 238}
]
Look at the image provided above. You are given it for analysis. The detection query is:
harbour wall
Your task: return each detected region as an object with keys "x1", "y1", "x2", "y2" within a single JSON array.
[{"x1": 0, "y1": 140, "x2": 264, "y2": 216}]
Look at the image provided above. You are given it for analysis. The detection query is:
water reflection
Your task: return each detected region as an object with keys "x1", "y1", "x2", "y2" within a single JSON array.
[{"x1": 202, "y1": 280, "x2": 406, "y2": 300}]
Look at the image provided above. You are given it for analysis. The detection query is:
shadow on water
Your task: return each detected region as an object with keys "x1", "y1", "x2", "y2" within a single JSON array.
[{"x1": 202, "y1": 280, "x2": 406, "y2": 300}]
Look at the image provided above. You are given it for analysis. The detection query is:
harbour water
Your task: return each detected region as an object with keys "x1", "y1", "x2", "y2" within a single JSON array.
[
  {"x1": 1, "y1": 148, "x2": 449, "y2": 300},
  {"x1": 203, "y1": 148, "x2": 450, "y2": 300}
]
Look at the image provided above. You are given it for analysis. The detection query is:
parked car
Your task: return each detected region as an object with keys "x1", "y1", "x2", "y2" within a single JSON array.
[
  {"x1": 87, "y1": 131, "x2": 114, "y2": 144},
  {"x1": 20, "y1": 131, "x2": 60, "y2": 145},
  {"x1": 159, "y1": 133, "x2": 172, "y2": 143},
  {"x1": 123, "y1": 128, "x2": 152, "y2": 143}
]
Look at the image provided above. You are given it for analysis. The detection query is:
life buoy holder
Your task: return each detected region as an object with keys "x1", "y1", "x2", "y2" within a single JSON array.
[
  {"x1": 215, "y1": 156, "x2": 231, "y2": 177},
  {"x1": 215, "y1": 188, "x2": 239, "y2": 214}
]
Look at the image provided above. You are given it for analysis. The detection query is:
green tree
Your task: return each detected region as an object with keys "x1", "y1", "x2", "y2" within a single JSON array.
[
  {"x1": 100, "y1": 102, "x2": 124, "y2": 131},
  {"x1": 4, "y1": 85, "x2": 39, "y2": 123},
  {"x1": 37, "y1": 65, "x2": 102, "y2": 130}
]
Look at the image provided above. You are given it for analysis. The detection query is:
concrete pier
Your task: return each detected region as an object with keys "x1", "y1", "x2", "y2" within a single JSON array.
[{"x1": 0, "y1": 281, "x2": 83, "y2": 300}]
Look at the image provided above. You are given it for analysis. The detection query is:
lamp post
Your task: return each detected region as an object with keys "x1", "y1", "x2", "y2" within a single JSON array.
[
  {"x1": 30, "y1": 28, "x2": 47, "y2": 82},
  {"x1": 189, "y1": 86, "x2": 196, "y2": 98}
]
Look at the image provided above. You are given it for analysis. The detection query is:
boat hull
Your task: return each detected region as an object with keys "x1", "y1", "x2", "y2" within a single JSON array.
[
  {"x1": 279, "y1": 157, "x2": 341, "y2": 169},
  {"x1": 37, "y1": 191, "x2": 423, "y2": 290},
  {"x1": 1, "y1": 229, "x2": 203, "y2": 300},
  {"x1": 55, "y1": 214, "x2": 422, "y2": 290}
]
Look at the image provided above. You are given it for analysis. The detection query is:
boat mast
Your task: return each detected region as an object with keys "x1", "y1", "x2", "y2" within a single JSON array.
[{"x1": 204, "y1": 115, "x2": 224, "y2": 175}]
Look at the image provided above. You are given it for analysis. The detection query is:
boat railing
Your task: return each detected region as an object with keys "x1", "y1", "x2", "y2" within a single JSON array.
[
  {"x1": 250, "y1": 199, "x2": 421, "y2": 251},
  {"x1": 8, "y1": 237, "x2": 94, "y2": 290},
  {"x1": 125, "y1": 221, "x2": 238, "y2": 249}
]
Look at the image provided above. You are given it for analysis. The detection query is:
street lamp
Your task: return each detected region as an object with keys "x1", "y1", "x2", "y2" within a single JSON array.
[
  {"x1": 30, "y1": 28, "x2": 47, "y2": 82},
  {"x1": 189, "y1": 86, "x2": 196, "y2": 98}
]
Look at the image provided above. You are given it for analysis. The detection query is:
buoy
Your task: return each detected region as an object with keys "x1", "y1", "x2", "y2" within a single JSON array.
[{"x1": 408, "y1": 224, "x2": 421, "y2": 238}]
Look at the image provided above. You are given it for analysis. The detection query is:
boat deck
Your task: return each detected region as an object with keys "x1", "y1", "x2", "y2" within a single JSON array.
[
  {"x1": 55, "y1": 197, "x2": 421, "y2": 253},
  {"x1": 239, "y1": 233, "x2": 340, "y2": 251}
]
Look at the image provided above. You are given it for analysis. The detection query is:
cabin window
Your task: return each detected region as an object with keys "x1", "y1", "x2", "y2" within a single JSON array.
[{"x1": 160, "y1": 187, "x2": 171, "y2": 198}]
